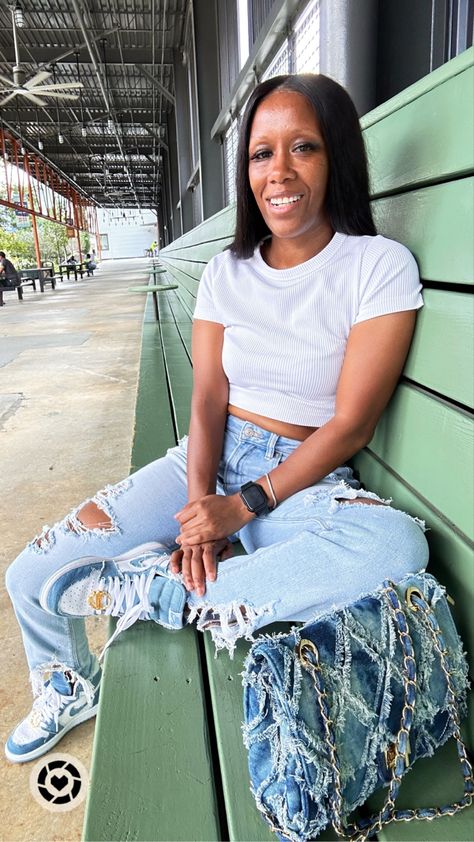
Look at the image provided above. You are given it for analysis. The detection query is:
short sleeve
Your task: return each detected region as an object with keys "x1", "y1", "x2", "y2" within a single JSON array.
[
  {"x1": 193, "y1": 256, "x2": 225, "y2": 324},
  {"x1": 354, "y1": 238, "x2": 423, "y2": 324}
]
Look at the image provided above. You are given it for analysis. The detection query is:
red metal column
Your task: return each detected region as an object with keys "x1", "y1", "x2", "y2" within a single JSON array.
[{"x1": 25, "y1": 153, "x2": 42, "y2": 267}]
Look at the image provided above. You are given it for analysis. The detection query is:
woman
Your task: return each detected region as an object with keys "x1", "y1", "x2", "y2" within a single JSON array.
[{"x1": 5, "y1": 74, "x2": 428, "y2": 764}]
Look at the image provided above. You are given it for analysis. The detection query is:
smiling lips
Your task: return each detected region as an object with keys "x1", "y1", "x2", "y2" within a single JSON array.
[{"x1": 268, "y1": 194, "x2": 303, "y2": 207}]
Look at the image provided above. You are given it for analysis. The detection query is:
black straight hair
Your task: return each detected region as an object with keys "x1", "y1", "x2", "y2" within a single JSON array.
[{"x1": 229, "y1": 74, "x2": 376, "y2": 259}]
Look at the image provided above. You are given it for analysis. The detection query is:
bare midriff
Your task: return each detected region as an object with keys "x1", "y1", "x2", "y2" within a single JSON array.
[{"x1": 227, "y1": 404, "x2": 318, "y2": 442}]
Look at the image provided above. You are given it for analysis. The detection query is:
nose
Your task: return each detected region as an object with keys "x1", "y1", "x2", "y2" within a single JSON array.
[{"x1": 269, "y1": 148, "x2": 295, "y2": 183}]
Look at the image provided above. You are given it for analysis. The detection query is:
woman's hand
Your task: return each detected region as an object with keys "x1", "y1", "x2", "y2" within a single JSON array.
[
  {"x1": 170, "y1": 539, "x2": 233, "y2": 595},
  {"x1": 175, "y1": 493, "x2": 254, "y2": 547}
]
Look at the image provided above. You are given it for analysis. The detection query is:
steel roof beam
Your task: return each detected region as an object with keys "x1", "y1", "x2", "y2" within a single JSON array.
[
  {"x1": 69, "y1": 0, "x2": 140, "y2": 208},
  {"x1": 0, "y1": 48, "x2": 174, "y2": 66},
  {"x1": 134, "y1": 64, "x2": 175, "y2": 105}
]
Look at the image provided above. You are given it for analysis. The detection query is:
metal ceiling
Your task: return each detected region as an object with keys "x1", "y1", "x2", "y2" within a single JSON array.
[{"x1": 0, "y1": 0, "x2": 187, "y2": 208}]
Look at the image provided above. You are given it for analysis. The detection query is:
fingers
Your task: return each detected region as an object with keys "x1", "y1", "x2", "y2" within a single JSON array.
[
  {"x1": 191, "y1": 547, "x2": 206, "y2": 597},
  {"x1": 169, "y1": 548, "x2": 183, "y2": 574},
  {"x1": 181, "y1": 545, "x2": 196, "y2": 593},
  {"x1": 202, "y1": 543, "x2": 217, "y2": 584},
  {"x1": 176, "y1": 526, "x2": 215, "y2": 546},
  {"x1": 220, "y1": 540, "x2": 233, "y2": 561},
  {"x1": 181, "y1": 541, "x2": 230, "y2": 596}
]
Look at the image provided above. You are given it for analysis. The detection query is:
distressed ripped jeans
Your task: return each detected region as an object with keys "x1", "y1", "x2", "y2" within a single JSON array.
[{"x1": 6, "y1": 414, "x2": 429, "y2": 683}]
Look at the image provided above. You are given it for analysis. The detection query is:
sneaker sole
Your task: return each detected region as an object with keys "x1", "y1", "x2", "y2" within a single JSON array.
[
  {"x1": 5, "y1": 702, "x2": 99, "y2": 764},
  {"x1": 39, "y1": 541, "x2": 169, "y2": 613}
]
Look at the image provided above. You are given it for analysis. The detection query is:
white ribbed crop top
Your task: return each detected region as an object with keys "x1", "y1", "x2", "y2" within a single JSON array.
[{"x1": 193, "y1": 232, "x2": 423, "y2": 427}]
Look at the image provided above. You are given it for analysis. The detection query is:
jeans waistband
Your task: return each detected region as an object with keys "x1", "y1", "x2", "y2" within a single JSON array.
[{"x1": 225, "y1": 414, "x2": 304, "y2": 458}]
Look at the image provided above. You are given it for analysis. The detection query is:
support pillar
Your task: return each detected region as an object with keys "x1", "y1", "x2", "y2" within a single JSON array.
[
  {"x1": 31, "y1": 213, "x2": 42, "y2": 268},
  {"x1": 319, "y1": 0, "x2": 378, "y2": 116},
  {"x1": 173, "y1": 49, "x2": 194, "y2": 234},
  {"x1": 25, "y1": 154, "x2": 42, "y2": 267},
  {"x1": 193, "y1": 0, "x2": 225, "y2": 219}
]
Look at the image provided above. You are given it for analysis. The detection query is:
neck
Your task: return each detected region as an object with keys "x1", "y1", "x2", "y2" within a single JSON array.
[{"x1": 262, "y1": 223, "x2": 334, "y2": 269}]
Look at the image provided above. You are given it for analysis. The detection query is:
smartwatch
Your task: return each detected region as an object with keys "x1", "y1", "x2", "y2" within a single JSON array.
[{"x1": 239, "y1": 481, "x2": 270, "y2": 517}]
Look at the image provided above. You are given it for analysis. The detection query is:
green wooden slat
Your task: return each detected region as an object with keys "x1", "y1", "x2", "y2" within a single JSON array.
[
  {"x1": 404, "y1": 289, "x2": 474, "y2": 408},
  {"x1": 162, "y1": 256, "x2": 211, "y2": 282},
  {"x1": 166, "y1": 296, "x2": 193, "y2": 357},
  {"x1": 364, "y1": 62, "x2": 473, "y2": 196},
  {"x1": 158, "y1": 295, "x2": 193, "y2": 438},
  {"x1": 367, "y1": 384, "x2": 473, "y2": 541},
  {"x1": 84, "y1": 298, "x2": 220, "y2": 842},
  {"x1": 162, "y1": 205, "x2": 236, "y2": 252},
  {"x1": 165, "y1": 240, "x2": 233, "y2": 265},
  {"x1": 160, "y1": 262, "x2": 200, "y2": 298},
  {"x1": 372, "y1": 177, "x2": 473, "y2": 284},
  {"x1": 175, "y1": 284, "x2": 197, "y2": 315},
  {"x1": 361, "y1": 47, "x2": 473, "y2": 130},
  {"x1": 129, "y1": 321, "x2": 176, "y2": 471},
  {"x1": 83, "y1": 625, "x2": 220, "y2": 842},
  {"x1": 203, "y1": 635, "x2": 276, "y2": 842},
  {"x1": 166, "y1": 288, "x2": 194, "y2": 323},
  {"x1": 352, "y1": 448, "x2": 474, "y2": 686}
]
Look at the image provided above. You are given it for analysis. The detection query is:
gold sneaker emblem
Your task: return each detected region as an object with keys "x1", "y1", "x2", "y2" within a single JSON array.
[
  {"x1": 29, "y1": 710, "x2": 44, "y2": 728},
  {"x1": 87, "y1": 590, "x2": 112, "y2": 611}
]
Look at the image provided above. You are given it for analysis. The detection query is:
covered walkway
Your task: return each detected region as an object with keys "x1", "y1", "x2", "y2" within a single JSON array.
[{"x1": 0, "y1": 259, "x2": 147, "y2": 840}]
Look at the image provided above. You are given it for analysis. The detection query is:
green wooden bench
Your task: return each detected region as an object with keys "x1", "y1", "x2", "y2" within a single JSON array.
[{"x1": 84, "y1": 49, "x2": 473, "y2": 841}]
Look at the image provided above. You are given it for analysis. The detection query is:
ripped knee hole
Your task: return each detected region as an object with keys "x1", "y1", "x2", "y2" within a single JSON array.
[{"x1": 74, "y1": 501, "x2": 113, "y2": 530}]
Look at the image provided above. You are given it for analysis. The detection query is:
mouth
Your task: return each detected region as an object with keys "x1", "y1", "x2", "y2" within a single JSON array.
[{"x1": 267, "y1": 194, "x2": 303, "y2": 208}]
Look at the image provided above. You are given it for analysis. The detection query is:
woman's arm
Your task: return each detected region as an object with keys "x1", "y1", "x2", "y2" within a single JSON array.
[
  {"x1": 170, "y1": 319, "x2": 232, "y2": 593},
  {"x1": 175, "y1": 309, "x2": 417, "y2": 546},
  {"x1": 186, "y1": 319, "x2": 229, "y2": 501},
  {"x1": 262, "y1": 308, "x2": 417, "y2": 502}
]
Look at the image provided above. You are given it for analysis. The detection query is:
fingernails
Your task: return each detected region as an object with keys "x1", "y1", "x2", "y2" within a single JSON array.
[{"x1": 196, "y1": 587, "x2": 204, "y2": 596}]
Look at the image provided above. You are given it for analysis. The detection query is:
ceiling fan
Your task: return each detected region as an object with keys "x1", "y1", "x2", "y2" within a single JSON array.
[{"x1": 0, "y1": 2, "x2": 83, "y2": 107}]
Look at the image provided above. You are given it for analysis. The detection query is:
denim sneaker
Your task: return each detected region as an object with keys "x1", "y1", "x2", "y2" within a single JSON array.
[
  {"x1": 5, "y1": 662, "x2": 101, "y2": 763},
  {"x1": 39, "y1": 542, "x2": 187, "y2": 658}
]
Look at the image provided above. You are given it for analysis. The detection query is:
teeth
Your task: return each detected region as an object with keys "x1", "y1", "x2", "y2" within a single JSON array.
[{"x1": 269, "y1": 195, "x2": 302, "y2": 206}]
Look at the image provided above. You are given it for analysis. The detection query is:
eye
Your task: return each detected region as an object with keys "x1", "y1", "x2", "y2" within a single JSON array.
[
  {"x1": 249, "y1": 149, "x2": 272, "y2": 161},
  {"x1": 293, "y1": 142, "x2": 317, "y2": 153}
]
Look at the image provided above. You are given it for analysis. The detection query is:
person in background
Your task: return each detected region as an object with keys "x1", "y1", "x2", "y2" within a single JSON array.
[
  {"x1": 84, "y1": 253, "x2": 97, "y2": 276},
  {"x1": 66, "y1": 254, "x2": 77, "y2": 265},
  {"x1": 0, "y1": 251, "x2": 21, "y2": 288}
]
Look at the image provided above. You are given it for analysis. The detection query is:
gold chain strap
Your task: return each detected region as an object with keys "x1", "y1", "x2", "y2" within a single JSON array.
[{"x1": 298, "y1": 580, "x2": 474, "y2": 841}]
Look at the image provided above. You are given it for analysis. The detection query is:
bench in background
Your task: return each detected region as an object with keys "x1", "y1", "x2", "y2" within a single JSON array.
[{"x1": 84, "y1": 48, "x2": 473, "y2": 841}]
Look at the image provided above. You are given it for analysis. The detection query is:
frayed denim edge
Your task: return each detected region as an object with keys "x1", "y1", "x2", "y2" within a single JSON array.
[{"x1": 28, "y1": 478, "x2": 133, "y2": 554}]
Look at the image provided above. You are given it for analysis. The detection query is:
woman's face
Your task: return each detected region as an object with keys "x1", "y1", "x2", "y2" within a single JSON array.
[{"x1": 248, "y1": 90, "x2": 331, "y2": 254}]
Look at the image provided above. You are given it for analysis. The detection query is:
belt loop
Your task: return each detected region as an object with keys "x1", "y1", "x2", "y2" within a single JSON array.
[{"x1": 265, "y1": 433, "x2": 278, "y2": 459}]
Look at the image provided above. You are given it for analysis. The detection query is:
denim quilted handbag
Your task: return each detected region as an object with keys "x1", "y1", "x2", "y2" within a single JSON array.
[{"x1": 242, "y1": 571, "x2": 473, "y2": 841}]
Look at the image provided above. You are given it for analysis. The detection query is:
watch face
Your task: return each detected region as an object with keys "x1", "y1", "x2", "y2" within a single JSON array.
[{"x1": 242, "y1": 483, "x2": 268, "y2": 513}]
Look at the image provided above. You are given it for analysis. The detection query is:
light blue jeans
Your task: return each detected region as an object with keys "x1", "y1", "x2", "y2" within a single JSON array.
[{"x1": 6, "y1": 415, "x2": 429, "y2": 681}]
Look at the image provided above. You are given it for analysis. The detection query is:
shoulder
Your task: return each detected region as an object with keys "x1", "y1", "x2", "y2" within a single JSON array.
[
  {"x1": 356, "y1": 234, "x2": 418, "y2": 272},
  {"x1": 206, "y1": 248, "x2": 243, "y2": 272},
  {"x1": 201, "y1": 247, "x2": 247, "y2": 285}
]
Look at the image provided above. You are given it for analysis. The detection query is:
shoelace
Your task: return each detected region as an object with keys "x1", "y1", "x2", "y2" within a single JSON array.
[
  {"x1": 31, "y1": 671, "x2": 95, "y2": 729},
  {"x1": 98, "y1": 567, "x2": 158, "y2": 661},
  {"x1": 31, "y1": 683, "x2": 65, "y2": 729}
]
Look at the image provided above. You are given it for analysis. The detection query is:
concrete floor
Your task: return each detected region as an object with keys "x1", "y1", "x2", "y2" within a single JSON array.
[{"x1": 0, "y1": 259, "x2": 149, "y2": 841}]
